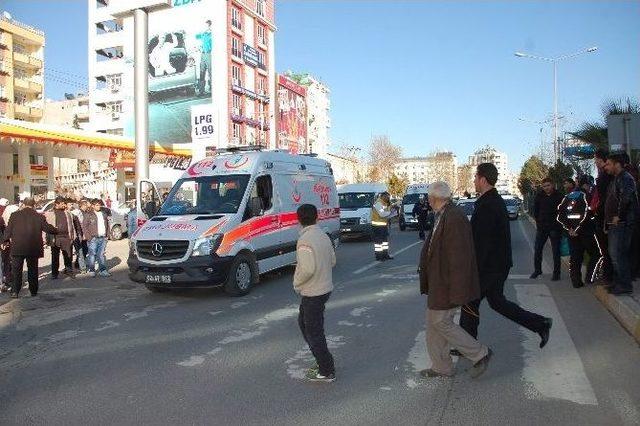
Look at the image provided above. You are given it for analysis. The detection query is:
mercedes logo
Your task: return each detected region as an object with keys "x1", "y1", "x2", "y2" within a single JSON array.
[{"x1": 151, "y1": 243, "x2": 163, "y2": 257}]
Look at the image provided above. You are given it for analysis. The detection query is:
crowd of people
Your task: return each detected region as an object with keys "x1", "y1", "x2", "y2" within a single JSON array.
[
  {"x1": 0, "y1": 196, "x2": 114, "y2": 298},
  {"x1": 532, "y1": 149, "x2": 639, "y2": 295}
]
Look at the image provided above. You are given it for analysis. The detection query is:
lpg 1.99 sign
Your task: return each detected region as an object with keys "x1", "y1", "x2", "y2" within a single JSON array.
[{"x1": 191, "y1": 104, "x2": 215, "y2": 140}]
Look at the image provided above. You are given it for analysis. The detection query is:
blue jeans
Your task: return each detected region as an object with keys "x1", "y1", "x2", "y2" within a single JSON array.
[
  {"x1": 608, "y1": 223, "x2": 634, "y2": 291},
  {"x1": 87, "y1": 237, "x2": 107, "y2": 273}
]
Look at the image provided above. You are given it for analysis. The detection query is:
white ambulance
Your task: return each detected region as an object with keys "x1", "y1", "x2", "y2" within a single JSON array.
[
  {"x1": 337, "y1": 183, "x2": 388, "y2": 239},
  {"x1": 128, "y1": 148, "x2": 340, "y2": 296},
  {"x1": 399, "y1": 183, "x2": 429, "y2": 231}
]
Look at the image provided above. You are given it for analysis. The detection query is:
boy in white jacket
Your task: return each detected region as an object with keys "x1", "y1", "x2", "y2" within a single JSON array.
[{"x1": 294, "y1": 204, "x2": 336, "y2": 382}]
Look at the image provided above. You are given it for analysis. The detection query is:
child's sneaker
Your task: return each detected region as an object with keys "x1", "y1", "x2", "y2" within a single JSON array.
[{"x1": 305, "y1": 369, "x2": 335, "y2": 383}]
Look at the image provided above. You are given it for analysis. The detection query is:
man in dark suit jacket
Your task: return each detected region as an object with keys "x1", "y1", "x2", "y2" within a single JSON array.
[
  {"x1": 458, "y1": 163, "x2": 553, "y2": 351},
  {"x1": 2, "y1": 197, "x2": 58, "y2": 298}
]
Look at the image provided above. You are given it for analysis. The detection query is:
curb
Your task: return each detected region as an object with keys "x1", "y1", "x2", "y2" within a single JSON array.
[
  {"x1": 526, "y1": 213, "x2": 640, "y2": 344},
  {"x1": 592, "y1": 285, "x2": 640, "y2": 344}
]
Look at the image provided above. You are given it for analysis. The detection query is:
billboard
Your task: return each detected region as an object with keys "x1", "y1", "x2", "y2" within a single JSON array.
[
  {"x1": 276, "y1": 75, "x2": 307, "y2": 154},
  {"x1": 124, "y1": 0, "x2": 216, "y2": 150}
]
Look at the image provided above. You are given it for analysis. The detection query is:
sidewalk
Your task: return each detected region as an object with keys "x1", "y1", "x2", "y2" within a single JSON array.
[
  {"x1": 0, "y1": 239, "x2": 131, "y2": 329},
  {"x1": 526, "y1": 213, "x2": 640, "y2": 344}
]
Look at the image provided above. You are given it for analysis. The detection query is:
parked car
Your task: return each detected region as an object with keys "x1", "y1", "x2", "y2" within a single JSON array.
[
  {"x1": 36, "y1": 199, "x2": 55, "y2": 214},
  {"x1": 503, "y1": 196, "x2": 520, "y2": 220},
  {"x1": 103, "y1": 207, "x2": 127, "y2": 240}
]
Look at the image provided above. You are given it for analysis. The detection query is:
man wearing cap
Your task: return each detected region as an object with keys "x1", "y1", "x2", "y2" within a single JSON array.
[
  {"x1": 2, "y1": 197, "x2": 58, "y2": 298},
  {"x1": 557, "y1": 175, "x2": 601, "y2": 288},
  {"x1": 418, "y1": 181, "x2": 492, "y2": 379}
]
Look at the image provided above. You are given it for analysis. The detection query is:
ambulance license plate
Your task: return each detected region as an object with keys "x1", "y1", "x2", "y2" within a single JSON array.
[{"x1": 145, "y1": 274, "x2": 172, "y2": 284}]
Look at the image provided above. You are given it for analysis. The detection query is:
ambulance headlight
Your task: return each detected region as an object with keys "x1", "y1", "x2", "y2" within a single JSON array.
[{"x1": 192, "y1": 234, "x2": 223, "y2": 257}]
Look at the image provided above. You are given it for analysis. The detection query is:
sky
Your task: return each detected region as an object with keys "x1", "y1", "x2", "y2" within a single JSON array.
[{"x1": 3, "y1": 0, "x2": 639, "y2": 172}]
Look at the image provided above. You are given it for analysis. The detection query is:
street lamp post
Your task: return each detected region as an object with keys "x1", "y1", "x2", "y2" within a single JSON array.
[
  {"x1": 518, "y1": 116, "x2": 563, "y2": 163},
  {"x1": 515, "y1": 46, "x2": 598, "y2": 163}
]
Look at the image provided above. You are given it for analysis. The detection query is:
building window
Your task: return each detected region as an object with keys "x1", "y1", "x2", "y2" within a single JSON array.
[
  {"x1": 12, "y1": 154, "x2": 18, "y2": 175},
  {"x1": 232, "y1": 7, "x2": 242, "y2": 30},
  {"x1": 106, "y1": 74, "x2": 122, "y2": 91},
  {"x1": 257, "y1": 76, "x2": 267, "y2": 94},
  {"x1": 256, "y1": 0, "x2": 265, "y2": 17},
  {"x1": 232, "y1": 122, "x2": 241, "y2": 139},
  {"x1": 257, "y1": 25, "x2": 266, "y2": 45},
  {"x1": 13, "y1": 43, "x2": 27, "y2": 55},
  {"x1": 232, "y1": 94, "x2": 241, "y2": 115},
  {"x1": 256, "y1": 49, "x2": 266, "y2": 69},
  {"x1": 14, "y1": 92, "x2": 27, "y2": 105},
  {"x1": 232, "y1": 65, "x2": 242, "y2": 86},
  {"x1": 231, "y1": 37, "x2": 242, "y2": 58}
]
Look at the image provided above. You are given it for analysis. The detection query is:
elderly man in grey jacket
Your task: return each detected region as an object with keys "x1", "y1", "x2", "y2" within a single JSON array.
[{"x1": 294, "y1": 203, "x2": 337, "y2": 383}]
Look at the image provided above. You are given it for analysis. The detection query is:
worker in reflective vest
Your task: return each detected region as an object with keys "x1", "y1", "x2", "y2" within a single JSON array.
[
  {"x1": 371, "y1": 192, "x2": 397, "y2": 261},
  {"x1": 556, "y1": 175, "x2": 601, "y2": 288}
]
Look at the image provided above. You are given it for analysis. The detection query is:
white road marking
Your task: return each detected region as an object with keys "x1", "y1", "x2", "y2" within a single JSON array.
[
  {"x1": 514, "y1": 284, "x2": 598, "y2": 406},
  {"x1": 353, "y1": 241, "x2": 423, "y2": 275},
  {"x1": 508, "y1": 274, "x2": 532, "y2": 279},
  {"x1": 375, "y1": 289, "x2": 398, "y2": 297},
  {"x1": 123, "y1": 301, "x2": 177, "y2": 321},
  {"x1": 338, "y1": 320, "x2": 357, "y2": 326},
  {"x1": 230, "y1": 301, "x2": 249, "y2": 309},
  {"x1": 350, "y1": 307, "x2": 371, "y2": 317},
  {"x1": 95, "y1": 320, "x2": 120, "y2": 331},
  {"x1": 208, "y1": 311, "x2": 223, "y2": 316},
  {"x1": 177, "y1": 355, "x2": 206, "y2": 367},
  {"x1": 46, "y1": 329, "x2": 85, "y2": 342}
]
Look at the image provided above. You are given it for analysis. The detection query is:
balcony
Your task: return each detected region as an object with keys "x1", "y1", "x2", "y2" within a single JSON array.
[
  {"x1": 13, "y1": 52, "x2": 43, "y2": 69},
  {"x1": 92, "y1": 86, "x2": 123, "y2": 104},
  {"x1": 14, "y1": 77, "x2": 42, "y2": 94},
  {"x1": 93, "y1": 58, "x2": 124, "y2": 78},
  {"x1": 14, "y1": 104, "x2": 43, "y2": 120},
  {"x1": 93, "y1": 31, "x2": 125, "y2": 52}
]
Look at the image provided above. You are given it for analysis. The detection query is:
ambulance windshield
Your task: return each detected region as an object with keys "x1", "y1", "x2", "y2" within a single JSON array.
[
  {"x1": 339, "y1": 192, "x2": 375, "y2": 210},
  {"x1": 159, "y1": 174, "x2": 251, "y2": 215}
]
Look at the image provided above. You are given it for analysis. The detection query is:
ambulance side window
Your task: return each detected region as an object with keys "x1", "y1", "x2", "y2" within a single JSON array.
[{"x1": 245, "y1": 175, "x2": 273, "y2": 220}]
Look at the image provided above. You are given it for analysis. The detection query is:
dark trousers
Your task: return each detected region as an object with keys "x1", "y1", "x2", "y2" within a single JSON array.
[
  {"x1": 568, "y1": 233, "x2": 600, "y2": 286},
  {"x1": 1, "y1": 246, "x2": 12, "y2": 285},
  {"x1": 534, "y1": 227, "x2": 561, "y2": 274},
  {"x1": 73, "y1": 239, "x2": 87, "y2": 270},
  {"x1": 373, "y1": 225, "x2": 389, "y2": 260},
  {"x1": 11, "y1": 255, "x2": 38, "y2": 296},
  {"x1": 595, "y1": 224, "x2": 613, "y2": 281},
  {"x1": 460, "y1": 271, "x2": 547, "y2": 339},
  {"x1": 298, "y1": 292, "x2": 334, "y2": 376},
  {"x1": 51, "y1": 246, "x2": 73, "y2": 278},
  {"x1": 608, "y1": 223, "x2": 635, "y2": 291}
]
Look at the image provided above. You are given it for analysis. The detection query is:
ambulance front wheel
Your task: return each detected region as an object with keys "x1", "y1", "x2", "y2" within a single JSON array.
[{"x1": 225, "y1": 252, "x2": 258, "y2": 296}]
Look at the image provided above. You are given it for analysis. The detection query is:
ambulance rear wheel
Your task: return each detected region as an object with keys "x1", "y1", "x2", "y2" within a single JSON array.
[{"x1": 225, "y1": 252, "x2": 257, "y2": 296}]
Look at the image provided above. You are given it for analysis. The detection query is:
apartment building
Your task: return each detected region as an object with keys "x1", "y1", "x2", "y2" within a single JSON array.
[
  {"x1": 467, "y1": 146, "x2": 511, "y2": 193},
  {"x1": 395, "y1": 152, "x2": 458, "y2": 189},
  {"x1": 87, "y1": 0, "x2": 276, "y2": 161},
  {"x1": 43, "y1": 93, "x2": 90, "y2": 129},
  {"x1": 0, "y1": 11, "x2": 45, "y2": 122}
]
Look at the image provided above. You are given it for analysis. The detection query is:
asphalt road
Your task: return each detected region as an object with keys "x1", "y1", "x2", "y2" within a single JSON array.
[{"x1": 0, "y1": 219, "x2": 639, "y2": 425}]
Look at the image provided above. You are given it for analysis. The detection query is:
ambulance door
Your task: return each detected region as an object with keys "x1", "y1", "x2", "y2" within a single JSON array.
[{"x1": 243, "y1": 173, "x2": 282, "y2": 274}]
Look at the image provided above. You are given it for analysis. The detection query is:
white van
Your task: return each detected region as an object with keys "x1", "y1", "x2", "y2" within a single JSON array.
[
  {"x1": 129, "y1": 148, "x2": 340, "y2": 295},
  {"x1": 337, "y1": 183, "x2": 388, "y2": 239},
  {"x1": 399, "y1": 183, "x2": 429, "y2": 231}
]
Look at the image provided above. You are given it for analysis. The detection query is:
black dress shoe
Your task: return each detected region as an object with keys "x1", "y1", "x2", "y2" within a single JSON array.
[
  {"x1": 385, "y1": 256, "x2": 394, "y2": 260},
  {"x1": 608, "y1": 286, "x2": 633, "y2": 295},
  {"x1": 539, "y1": 317, "x2": 553, "y2": 348},
  {"x1": 572, "y1": 281, "x2": 585, "y2": 288},
  {"x1": 51, "y1": 275, "x2": 59, "y2": 280},
  {"x1": 530, "y1": 271, "x2": 542, "y2": 279},
  {"x1": 30, "y1": 292, "x2": 37, "y2": 297}
]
